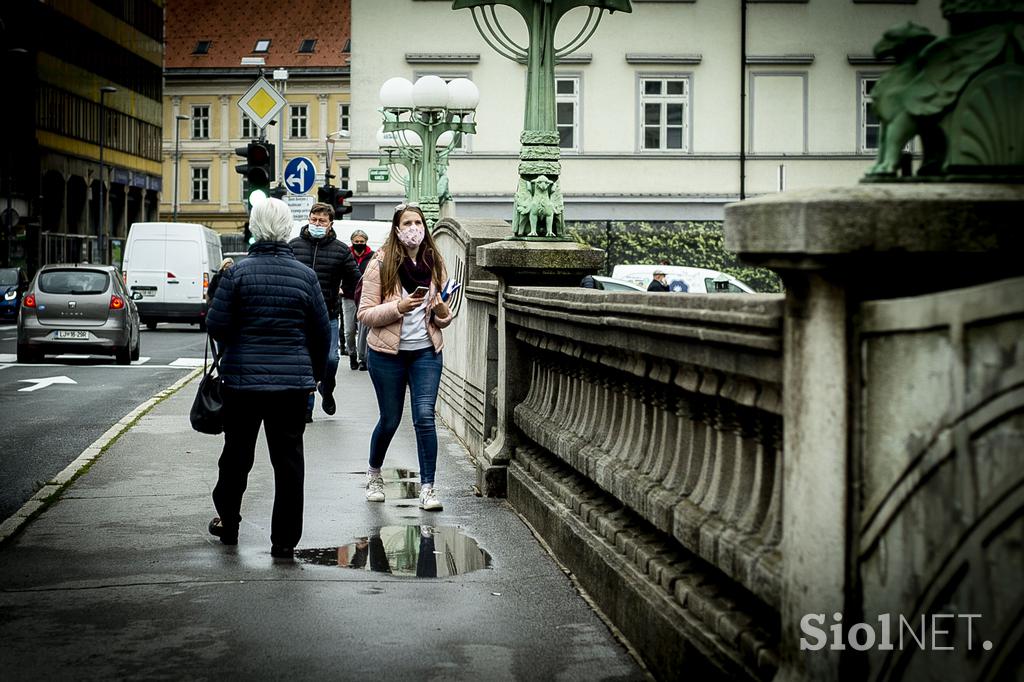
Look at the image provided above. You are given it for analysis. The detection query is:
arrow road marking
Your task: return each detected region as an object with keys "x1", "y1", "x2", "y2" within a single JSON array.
[
  {"x1": 18, "y1": 376, "x2": 78, "y2": 392},
  {"x1": 286, "y1": 159, "x2": 308, "y2": 191}
]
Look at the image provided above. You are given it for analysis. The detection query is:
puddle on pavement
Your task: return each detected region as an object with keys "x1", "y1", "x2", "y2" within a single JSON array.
[
  {"x1": 348, "y1": 468, "x2": 420, "y2": 499},
  {"x1": 294, "y1": 525, "x2": 491, "y2": 578}
]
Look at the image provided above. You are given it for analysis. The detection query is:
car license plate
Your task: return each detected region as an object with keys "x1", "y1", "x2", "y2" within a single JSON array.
[
  {"x1": 55, "y1": 330, "x2": 89, "y2": 340},
  {"x1": 140, "y1": 290, "x2": 156, "y2": 297}
]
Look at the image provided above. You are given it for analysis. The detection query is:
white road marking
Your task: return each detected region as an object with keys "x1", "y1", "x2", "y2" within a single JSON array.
[
  {"x1": 0, "y1": 353, "x2": 14, "y2": 363},
  {"x1": 1, "y1": 337, "x2": 16, "y2": 341},
  {"x1": 170, "y1": 357, "x2": 205, "y2": 367},
  {"x1": 18, "y1": 376, "x2": 78, "y2": 392}
]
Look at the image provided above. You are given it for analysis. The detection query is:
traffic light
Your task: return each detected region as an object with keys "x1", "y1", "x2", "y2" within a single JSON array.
[
  {"x1": 333, "y1": 188, "x2": 353, "y2": 217},
  {"x1": 316, "y1": 186, "x2": 354, "y2": 217},
  {"x1": 235, "y1": 141, "x2": 275, "y2": 206}
]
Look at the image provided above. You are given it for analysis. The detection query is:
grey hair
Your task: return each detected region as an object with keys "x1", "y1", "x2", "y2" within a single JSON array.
[
  {"x1": 249, "y1": 198, "x2": 293, "y2": 242},
  {"x1": 350, "y1": 229, "x2": 368, "y2": 241},
  {"x1": 219, "y1": 257, "x2": 235, "y2": 271}
]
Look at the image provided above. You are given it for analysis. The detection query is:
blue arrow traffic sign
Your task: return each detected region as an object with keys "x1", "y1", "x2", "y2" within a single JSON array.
[{"x1": 284, "y1": 156, "x2": 317, "y2": 195}]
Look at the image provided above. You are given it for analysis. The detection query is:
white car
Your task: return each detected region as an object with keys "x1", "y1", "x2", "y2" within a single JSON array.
[
  {"x1": 592, "y1": 275, "x2": 644, "y2": 292},
  {"x1": 611, "y1": 264, "x2": 755, "y2": 293}
]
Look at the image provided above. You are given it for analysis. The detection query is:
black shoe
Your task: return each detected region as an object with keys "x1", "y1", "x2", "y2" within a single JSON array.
[
  {"x1": 271, "y1": 545, "x2": 294, "y2": 559},
  {"x1": 208, "y1": 517, "x2": 238, "y2": 545},
  {"x1": 358, "y1": 361, "x2": 367, "y2": 371},
  {"x1": 305, "y1": 410, "x2": 313, "y2": 424},
  {"x1": 350, "y1": 354, "x2": 359, "y2": 370},
  {"x1": 318, "y1": 383, "x2": 336, "y2": 415}
]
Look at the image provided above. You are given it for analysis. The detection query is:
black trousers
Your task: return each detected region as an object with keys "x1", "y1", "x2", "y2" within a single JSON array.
[{"x1": 212, "y1": 387, "x2": 308, "y2": 548}]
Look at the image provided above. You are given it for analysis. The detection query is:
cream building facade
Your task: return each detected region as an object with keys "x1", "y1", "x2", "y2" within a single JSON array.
[
  {"x1": 348, "y1": 0, "x2": 944, "y2": 223},
  {"x1": 161, "y1": 0, "x2": 352, "y2": 234},
  {"x1": 162, "y1": 84, "x2": 351, "y2": 233}
]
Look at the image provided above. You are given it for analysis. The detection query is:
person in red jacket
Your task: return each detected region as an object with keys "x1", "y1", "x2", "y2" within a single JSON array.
[{"x1": 343, "y1": 229, "x2": 374, "y2": 371}]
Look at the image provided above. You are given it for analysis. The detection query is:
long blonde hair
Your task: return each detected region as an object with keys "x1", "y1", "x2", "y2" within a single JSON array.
[{"x1": 378, "y1": 206, "x2": 445, "y2": 296}]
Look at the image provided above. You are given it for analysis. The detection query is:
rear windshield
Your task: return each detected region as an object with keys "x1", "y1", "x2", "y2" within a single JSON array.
[
  {"x1": 38, "y1": 270, "x2": 110, "y2": 295},
  {"x1": 0, "y1": 268, "x2": 19, "y2": 286}
]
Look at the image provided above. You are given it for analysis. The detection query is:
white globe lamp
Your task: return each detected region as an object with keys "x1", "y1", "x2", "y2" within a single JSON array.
[
  {"x1": 380, "y1": 77, "x2": 414, "y2": 110},
  {"x1": 446, "y1": 78, "x2": 479, "y2": 112},
  {"x1": 412, "y1": 75, "x2": 450, "y2": 110}
]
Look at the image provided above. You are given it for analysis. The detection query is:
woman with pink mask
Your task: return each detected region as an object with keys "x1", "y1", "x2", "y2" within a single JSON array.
[{"x1": 356, "y1": 203, "x2": 453, "y2": 511}]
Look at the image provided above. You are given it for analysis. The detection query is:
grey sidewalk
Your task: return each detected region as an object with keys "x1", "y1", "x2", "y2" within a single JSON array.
[{"x1": 0, "y1": 364, "x2": 644, "y2": 681}]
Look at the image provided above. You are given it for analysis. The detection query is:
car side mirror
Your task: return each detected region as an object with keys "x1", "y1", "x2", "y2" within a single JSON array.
[{"x1": 131, "y1": 291, "x2": 144, "y2": 301}]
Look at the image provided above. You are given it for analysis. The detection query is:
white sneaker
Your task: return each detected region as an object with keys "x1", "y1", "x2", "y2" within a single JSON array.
[
  {"x1": 365, "y1": 474, "x2": 385, "y2": 503},
  {"x1": 419, "y1": 484, "x2": 443, "y2": 511}
]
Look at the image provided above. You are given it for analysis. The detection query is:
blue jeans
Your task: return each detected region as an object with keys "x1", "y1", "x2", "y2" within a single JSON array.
[
  {"x1": 366, "y1": 347, "x2": 443, "y2": 484},
  {"x1": 307, "y1": 317, "x2": 340, "y2": 412}
]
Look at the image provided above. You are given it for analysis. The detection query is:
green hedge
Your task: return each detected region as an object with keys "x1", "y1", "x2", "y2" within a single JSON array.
[{"x1": 566, "y1": 220, "x2": 783, "y2": 293}]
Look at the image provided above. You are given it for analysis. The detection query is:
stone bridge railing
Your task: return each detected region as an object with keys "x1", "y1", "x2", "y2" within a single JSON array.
[{"x1": 434, "y1": 216, "x2": 785, "y2": 680}]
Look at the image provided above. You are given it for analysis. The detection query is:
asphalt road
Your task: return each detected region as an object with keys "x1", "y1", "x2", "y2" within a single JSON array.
[{"x1": 0, "y1": 323, "x2": 208, "y2": 521}]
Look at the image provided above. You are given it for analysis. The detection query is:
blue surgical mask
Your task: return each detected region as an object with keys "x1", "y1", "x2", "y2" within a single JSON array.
[{"x1": 308, "y1": 226, "x2": 326, "y2": 238}]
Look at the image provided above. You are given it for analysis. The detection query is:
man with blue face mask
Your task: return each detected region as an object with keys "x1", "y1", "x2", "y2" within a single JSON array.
[{"x1": 287, "y1": 202, "x2": 362, "y2": 422}]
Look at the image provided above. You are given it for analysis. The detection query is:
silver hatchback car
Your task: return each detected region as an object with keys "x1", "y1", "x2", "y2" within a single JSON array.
[{"x1": 17, "y1": 264, "x2": 142, "y2": 364}]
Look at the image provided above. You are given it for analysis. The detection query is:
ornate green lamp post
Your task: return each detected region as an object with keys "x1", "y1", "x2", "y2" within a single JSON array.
[
  {"x1": 379, "y1": 76, "x2": 479, "y2": 228},
  {"x1": 453, "y1": 0, "x2": 632, "y2": 240},
  {"x1": 376, "y1": 117, "x2": 460, "y2": 207}
]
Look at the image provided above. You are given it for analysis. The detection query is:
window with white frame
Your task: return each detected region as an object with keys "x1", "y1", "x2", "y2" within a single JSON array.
[
  {"x1": 556, "y1": 76, "x2": 580, "y2": 152},
  {"x1": 290, "y1": 104, "x2": 308, "y2": 138},
  {"x1": 339, "y1": 166, "x2": 350, "y2": 190},
  {"x1": 640, "y1": 77, "x2": 689, "y2": 151},
  {"x1": 860, "y1": 75, "x2": 881, "y2": 153},
  {"x1": 241, "y1": 113, "x2": 258, "y2": 139},
  {"x1": 191, "y1": 105, "x2": 210, "y2": 139},
  {"x1": 191, "y1": 166, "x2": 209, "y2": 201},
  {"x1": 339, "y1": 104, "x2": 350, "y2": 134}
]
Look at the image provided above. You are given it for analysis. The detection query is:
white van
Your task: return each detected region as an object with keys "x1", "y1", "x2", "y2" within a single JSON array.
[
  {"x1": 289, "y1": 219, "x2": 392, "y2": 250},
  {"x1": 611, "y1": 264, "x2": 756, "y2": 294},
  {"x1": 122, "y1": 222, "x2": 223, "y2": 329}
]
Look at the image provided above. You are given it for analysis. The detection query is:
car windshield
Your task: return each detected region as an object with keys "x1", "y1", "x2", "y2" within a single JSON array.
[
  {"x1": 0, "y1": 268, "x2": 19, "y2": 286},
  {"x1": 38, "y1": 270, "x2": 110, "y2": 295}
]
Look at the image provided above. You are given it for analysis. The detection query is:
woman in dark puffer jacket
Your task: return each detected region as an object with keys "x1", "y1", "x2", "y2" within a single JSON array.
[{"x1": 205, "y1": 197, "x2": 330, "y2": 559}]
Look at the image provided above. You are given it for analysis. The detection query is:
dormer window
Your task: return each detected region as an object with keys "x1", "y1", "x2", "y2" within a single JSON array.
[
  {"x1": 343, "y1": 38, "x2": 351, "y2": 53},
  {"x1": 193, "y1": 40, "x2": 211, "y2": 55},
  {"x1": 299, "y1": 39, "x2": 316, "y2": 54},
  {"x1": 253, "y1": 39, "x2": 270, "y2": 53}
]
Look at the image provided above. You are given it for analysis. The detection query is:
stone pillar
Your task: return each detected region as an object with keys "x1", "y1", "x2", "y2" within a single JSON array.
[
  {"x1": 476, "y1": 240, "x2": 604, "y2": 495},
  {"x1": 725, "y1": 183, "x2": 1024, "y2": 681}
]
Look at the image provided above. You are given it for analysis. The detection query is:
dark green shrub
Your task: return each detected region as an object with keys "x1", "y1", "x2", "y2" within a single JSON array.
[{"x1": 567, "y1": 220, "x2": 783, "y2": 293}]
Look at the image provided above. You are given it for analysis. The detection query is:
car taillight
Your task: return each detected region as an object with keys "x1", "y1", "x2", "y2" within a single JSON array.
[
  {"x1": 123, "y1": 271, "x2": 127, "y2": 285},
  {"x1": 24, "y1": 293, "x2": 36, "y2": 308},
  {"x1": 203, "y1": 272, "x2": 209, "y2": 289},
  {"x1": 110, "y1": 294, "x2": 125, "y2": 310}
]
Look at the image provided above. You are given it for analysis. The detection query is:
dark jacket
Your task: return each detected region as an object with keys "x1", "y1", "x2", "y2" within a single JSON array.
[
  {"x1": 207, "y1": 241, "x2": 330, "y2": 391},
  {"x1": 342, "y1": 244, "x2": 375, "y2": 301},
  {"x1": 647, "y1": 279, "x2": 670, "y2": 292},
  {"x1": 206, "y1": 270, "x2": 225, "y2": 305},
  {"x1": 288, "y1": 226, "x2": 361, "y2": 317}
]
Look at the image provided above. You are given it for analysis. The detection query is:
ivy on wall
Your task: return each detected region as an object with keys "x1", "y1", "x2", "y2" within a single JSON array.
[{"x1": 567, "y1": 220, "x2": 783, "y2": 293}]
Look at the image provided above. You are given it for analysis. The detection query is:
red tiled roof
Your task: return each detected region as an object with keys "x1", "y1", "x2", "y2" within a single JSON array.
[{"x1": 165, "y1": 0, "x2": 350, "y2": 69}]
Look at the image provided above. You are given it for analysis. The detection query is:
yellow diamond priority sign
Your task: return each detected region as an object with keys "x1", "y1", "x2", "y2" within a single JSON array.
[{"x1": 238, "y1": 77, "x2": 288, "y2": 130}]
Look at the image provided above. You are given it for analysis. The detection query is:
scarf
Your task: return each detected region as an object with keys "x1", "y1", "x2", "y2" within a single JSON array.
[{"x1": 397, "y1": 245, "x2": 434, "y2": 294}]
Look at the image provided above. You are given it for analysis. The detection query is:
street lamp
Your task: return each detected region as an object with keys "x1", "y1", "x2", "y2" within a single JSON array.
[
  {"x1": 378, "y1": 76, "x2": 478, "y2": 228},
  {"x1": 172, "y1": 114, "x2": 189, "y2": 221},
  {"x1": 453, "y1": 0, "x2": 631, "y2": 239},
  {"x1": 98, "y1": 85, "x2": 117, "y2": 262}
]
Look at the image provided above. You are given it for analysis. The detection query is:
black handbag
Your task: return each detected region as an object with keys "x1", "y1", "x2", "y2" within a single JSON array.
[{"x1": 190, "y1": 336, "x2": 224, "y2": 435}]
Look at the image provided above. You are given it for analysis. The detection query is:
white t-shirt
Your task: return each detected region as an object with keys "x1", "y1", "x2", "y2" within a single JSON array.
[{"x1": 399, "y1": 286, "x2": 433, "y2": 351}]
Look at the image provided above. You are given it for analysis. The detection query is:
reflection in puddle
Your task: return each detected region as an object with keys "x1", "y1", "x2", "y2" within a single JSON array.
[{"x1": 294, "y1": 526, "x2": 491, "y2": 578}]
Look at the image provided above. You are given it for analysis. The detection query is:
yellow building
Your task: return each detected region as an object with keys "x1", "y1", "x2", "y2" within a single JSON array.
[{"x1": 163, "y1": 1, "x2": 352, "y2": 234}]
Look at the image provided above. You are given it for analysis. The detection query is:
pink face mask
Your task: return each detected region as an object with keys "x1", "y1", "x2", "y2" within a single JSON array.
[{"x1": 397, "y1": 224, "x2": 425, "y2": 249}]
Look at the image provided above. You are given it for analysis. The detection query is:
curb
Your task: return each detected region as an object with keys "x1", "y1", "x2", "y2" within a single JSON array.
[{"x1": 0, "y1": 367, "x2": 203, "y2": 545}]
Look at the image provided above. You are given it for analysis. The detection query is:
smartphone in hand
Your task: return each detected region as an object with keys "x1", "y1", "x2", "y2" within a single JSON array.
[{"x1": 412, "y1": 286, "x2": 430, "y2": 298}]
